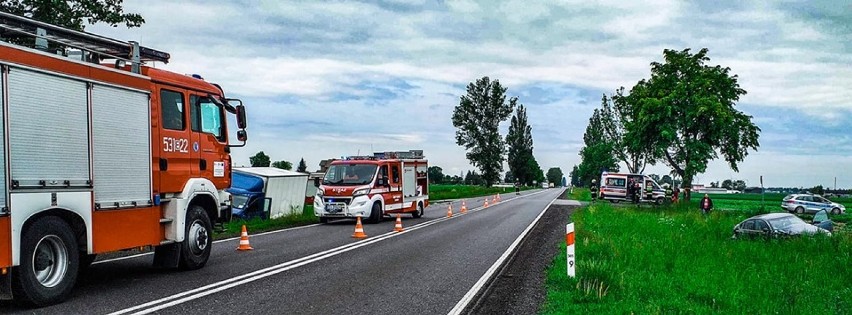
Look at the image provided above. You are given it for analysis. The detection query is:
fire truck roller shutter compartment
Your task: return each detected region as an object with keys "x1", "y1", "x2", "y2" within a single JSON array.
[
  {"x1": 0, "y1": 65, "x2": 5, "y2": 209},
  {"x1": 8, "y1": 68, "x2": 90, "y2": 187},
  {"x1": 92, "y1": 84, "x2": 152, "y2": 207},
  {"x1": 403, "y1": 164, "x2": 416, "y2": 198}
]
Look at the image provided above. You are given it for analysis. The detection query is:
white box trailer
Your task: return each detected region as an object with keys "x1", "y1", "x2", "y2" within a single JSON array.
[{"x1": 229, "y1": 167, "x2": 308, "y2": 219}]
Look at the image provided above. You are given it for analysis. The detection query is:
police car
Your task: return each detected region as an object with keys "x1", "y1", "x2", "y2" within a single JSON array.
[{"x1": 781, "y1": 194, "x2": 846, "y2": 215}]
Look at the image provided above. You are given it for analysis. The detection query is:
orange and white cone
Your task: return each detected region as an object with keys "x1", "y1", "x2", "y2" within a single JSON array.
[
  {"x1": 447, "y1": 204, "x2": 453, "y2": 218},
  {"x1": 484, "y1": 198, "x2": 489, "y2": 208},
  {"x1": 394, "y1": 214, "x2": 404, "y2": 232},
  {"x1": 497, "y1": 194, "x2": 501, "y2": 202},
  {"x1": 352, "y1": 216, "x2": 368, "y2": 238},
  {"x1": 461, "y1": 200, "x2": 467, "y2": 213},
  {"x1": 236, "y1": 225, "x2": 253, "y2": 251}
]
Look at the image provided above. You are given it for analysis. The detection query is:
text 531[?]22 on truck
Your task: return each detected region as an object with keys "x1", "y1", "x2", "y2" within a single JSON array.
[
  {"x1": 0, "y1": 12, "x2": 248, "y2": 306},
  {"x1": 314, "y1": 150, "x2": 429, "y2": 224}
]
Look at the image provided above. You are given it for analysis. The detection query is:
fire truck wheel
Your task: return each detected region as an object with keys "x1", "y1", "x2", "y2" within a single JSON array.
[
  {"x1": 12, "y1": 216, "x2": 80, "y2": 307},
  {"x1": 412, "y1": 202, "x2": 424, "y2": 218},
  {"x1": 367, "y1": 202, "x2": 382, "y2": 224},
  {"x1": 179, "y1": 205, "x2": 212, "y2": 270}
]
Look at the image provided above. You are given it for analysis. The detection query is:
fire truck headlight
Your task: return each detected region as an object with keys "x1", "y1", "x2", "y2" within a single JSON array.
[
  {"x1": 316, "y1": 189, "x2": 323, "y2": 197},
  {"x1": 353, "y1": 188, "x2": 369, "y2": 197}
]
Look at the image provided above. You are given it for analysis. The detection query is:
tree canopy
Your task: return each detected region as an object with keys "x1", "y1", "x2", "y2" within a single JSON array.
[
  {"x1": 452, "y1": 76, "x2": 515, "y2": 186},
  {"x1": 1, "y1": 0, "x2": 144, "y2": 31},
  {"x1": 296, "y1": 158, "x2": 308, "y2": 172},
  {"x1": 271, "y1": 160, "x2": 292, "y2": 170},
  {"x1": 546, "y1": 167, "x2": 563, "y2": 186},
  {"x1": 506, "y1": 104, "x2": 537, "y2": 185},
  {"x1": 249, "y1": 151, "x2": 271, "y2": 167},
  {"x1": 633, "y1": 48, "x2": 760, "y2": 194},
  {"x1": 577, "y1": 109, "x2": 619, "y2": 185}
]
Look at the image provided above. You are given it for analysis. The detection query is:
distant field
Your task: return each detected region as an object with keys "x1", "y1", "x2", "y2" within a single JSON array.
[
  {"x1": 542, "y1": 203, "x2": 852, "y2": 314},
  {"x1": 429, "y1": 184, "x2": 534, "y2": 201}
]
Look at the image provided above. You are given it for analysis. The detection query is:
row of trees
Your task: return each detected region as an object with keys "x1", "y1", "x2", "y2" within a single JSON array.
[
  {"x1": 575, "y1": 48, "x2": 761, "y2": 200},
  {"x1": 248, "y1": 151, "x2": 308, "y2": 172},
  {"x1": 451, "y1": 77, "x2": 550, "y2": 187}
]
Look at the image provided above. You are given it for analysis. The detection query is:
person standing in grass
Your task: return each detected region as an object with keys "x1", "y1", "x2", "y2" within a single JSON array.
[
  {"x1": 672, "y1": 186, "x2": 680, "y2": 203},
  {"x1": 700, "y1": 194, "x2": 713, "y2": 215}
]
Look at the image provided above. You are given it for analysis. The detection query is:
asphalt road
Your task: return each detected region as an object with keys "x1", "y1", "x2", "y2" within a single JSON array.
[{"x1": 0, "y1": 188, "x2": 563, "y2": 315}]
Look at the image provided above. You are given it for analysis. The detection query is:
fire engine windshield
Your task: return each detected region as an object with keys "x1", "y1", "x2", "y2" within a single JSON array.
[{"x1": 323, "y1": 164, "x2": 377, "y2": 186}]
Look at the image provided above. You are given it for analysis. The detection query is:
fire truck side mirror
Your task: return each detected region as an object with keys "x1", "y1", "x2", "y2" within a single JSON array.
[
  {"x1": 235, "y1": 104, "x2": 247, "y2": 129},
  {"x1": 237, "y1": 129, "x2": 248, "y2": 142},
  {"x1": 313, "y1": 177, "x2": 320, "y2": 187}
]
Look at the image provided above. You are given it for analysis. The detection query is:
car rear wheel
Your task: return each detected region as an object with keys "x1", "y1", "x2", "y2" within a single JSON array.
[
  {"x1": 795, "y1": 206, "x2": 804, "y2": 214},
  {"x1": 831, "y1": 208, "x2": 841, "y2": 215}
]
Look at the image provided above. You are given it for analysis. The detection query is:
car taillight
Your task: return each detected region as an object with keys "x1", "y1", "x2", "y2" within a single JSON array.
[{"x1": 786, "y1": 200, "x2": 795, "y2": 203}]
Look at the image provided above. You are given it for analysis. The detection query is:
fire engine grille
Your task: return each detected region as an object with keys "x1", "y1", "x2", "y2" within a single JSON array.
[{"x1": 323, "y1": 197, "x2": 352, "y2": 205}]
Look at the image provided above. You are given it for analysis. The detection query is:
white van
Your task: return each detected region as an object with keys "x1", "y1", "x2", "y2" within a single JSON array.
[{"x1": 599, "y1": 172, "x2": 666, "y2": 204}]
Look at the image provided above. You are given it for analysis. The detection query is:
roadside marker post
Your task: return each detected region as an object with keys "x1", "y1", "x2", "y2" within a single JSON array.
[{"x1": 566, "y1": 223, "x2": 575, "y2": 278}]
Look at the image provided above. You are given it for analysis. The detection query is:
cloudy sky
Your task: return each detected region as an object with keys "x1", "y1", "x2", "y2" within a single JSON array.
[{"x1": 88, "y1": 0, "x2": 851, "y2": 188}]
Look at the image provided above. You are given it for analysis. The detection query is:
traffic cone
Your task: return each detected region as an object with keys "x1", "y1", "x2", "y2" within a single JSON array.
[
  {"x1": 236, "y1": 225, "x2": 253, "y2": 251},
  {"x1": 394, "y1": 214, "x2": 404, "y2": 232},
  {"x1": 447, "y1": 204, "x2": 453, "y2": 218},
  {"x1": 497, "y1": 194, "x2": 501, "y2": 202},
  {"x1": 495, "y1": 194, "x2": 500, "y2": 202},
  {"x1": 484, "y1": 198, "x2": 489, "y2": 208},
  {"x1": 352, "y1": 216, "x2": 367, "y2": 238},
  {"x1": 461, "y1": 200, "x2": 467, "y2": 213}
]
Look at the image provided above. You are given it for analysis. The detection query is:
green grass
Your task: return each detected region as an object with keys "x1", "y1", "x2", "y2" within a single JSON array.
[
  {"x1": 541, "y1": 203, "x2": 852, "y2": 314},
  {"x1": 429, "y1": 184, "x2": 535, "y2": 201},
  {"x1": 216, "y1": 205, "x2": 318, "y2": 240}
]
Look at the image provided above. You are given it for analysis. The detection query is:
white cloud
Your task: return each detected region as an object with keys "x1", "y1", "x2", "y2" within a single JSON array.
[{"x1": 76, "y1": 0, "x2": 852, "y2": 187}]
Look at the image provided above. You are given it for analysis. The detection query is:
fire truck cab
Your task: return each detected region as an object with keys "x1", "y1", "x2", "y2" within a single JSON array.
[
  {"x1": 0, "y1": 12, "x2": 247, "y2": 306},
  {"x1": 314, "y1": 150, "x2": 429, "y2": 223}
]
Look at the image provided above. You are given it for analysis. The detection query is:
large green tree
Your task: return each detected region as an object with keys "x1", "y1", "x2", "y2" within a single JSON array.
[
  {"x1": 452, "y1": 76, "x2": 516, "y2": 186},
  {"x1": 0, "y1": 0, "x2": 144, "y2": 31},
  {"x1": 271, "y1": 160, "x2": 292, "y2": 170},
  {"x1": 600, "y1": 89, "x2": 655, "y2": 174},
  {"x1": 506, "y1": 104, "x2": 536, "y2": 185},
  {"x1": 577, "y1": 109, "x2": 619, "y2": 186},
  {"x1": 633, "y1": 48, "x2": 760, "y2": 200},
  {"x1": 249, "y1": 151, "x2": 271, "y2": 167},
  {"x1": 546, "y1": 167, "x2": 563, "y2": 186}
]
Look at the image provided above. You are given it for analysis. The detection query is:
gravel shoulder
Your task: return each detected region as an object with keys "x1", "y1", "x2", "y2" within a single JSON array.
[{"x1": 467, "y1": 192, "x2": 576, "y2": 315}]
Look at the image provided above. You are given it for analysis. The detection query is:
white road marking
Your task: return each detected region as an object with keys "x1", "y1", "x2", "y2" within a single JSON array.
[
  {"x1": 106, "y1": 190, "x2": 550, "y2": 315},
  {"x1": 447, "y1": 189, "x2": 563, "y2": 315},
  {"x1": 92, "y1": 223, "x2": 323, "y2": 265}
]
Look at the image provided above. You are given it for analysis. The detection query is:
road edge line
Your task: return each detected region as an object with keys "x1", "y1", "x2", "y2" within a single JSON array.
[{"x1": 447, "y1": 188, "x2": 563, "y2": 315}]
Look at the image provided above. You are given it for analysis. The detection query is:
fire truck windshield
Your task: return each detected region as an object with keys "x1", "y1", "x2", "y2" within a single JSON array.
[{"x1": 323, "y1": 164, "x2": 377, "y2": 186}]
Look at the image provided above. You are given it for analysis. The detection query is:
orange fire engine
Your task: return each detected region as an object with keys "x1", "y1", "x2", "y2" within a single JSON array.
[
  {"x1": 0, "y1": 12, "x2": 247, "y2": 305},
  {"x1": 314, "y1": 150, "x2": 429, "y2": 223}
]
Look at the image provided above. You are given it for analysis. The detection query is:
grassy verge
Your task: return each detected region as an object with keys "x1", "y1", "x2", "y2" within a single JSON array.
[
  {"x1": 215, "y1": 205, "x2": 318, "y2": 240},
  {"x1": 429, "y1": 184, "x2": 536, "y2": 201},
  {"x1": 541, "y1": 203, "x2": 852, "y2": 314}
]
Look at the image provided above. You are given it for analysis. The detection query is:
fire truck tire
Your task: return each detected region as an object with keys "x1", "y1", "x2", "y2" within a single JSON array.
[
  {"x1": 412, "y1": 202, "x2": 424, "y2": 218},
  {"x1": 179, "y1": 205, "x2": 212, "y2": 270},
  {"x1": 12, "y1": 216, "x2": 80, "y2": 307},
  {"x1": 367, "y1": 202, "x2": 382, "y2": 224}
]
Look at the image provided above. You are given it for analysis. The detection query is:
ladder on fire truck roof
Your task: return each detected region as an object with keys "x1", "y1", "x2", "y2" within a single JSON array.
[{"x1": 0, "y1": 10, "x2": 169, "y2": 74}]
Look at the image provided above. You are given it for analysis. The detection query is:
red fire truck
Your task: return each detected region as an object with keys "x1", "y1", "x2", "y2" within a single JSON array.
[
  {"x1": 314, "y1": 151, "x2": 429, "y2": 223},
  {"x1": 0, "y1": 12, "x2": 247, "y2": 305}
]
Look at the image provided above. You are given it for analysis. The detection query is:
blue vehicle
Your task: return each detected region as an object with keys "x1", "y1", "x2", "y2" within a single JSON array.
[
  {"x1": 228, "y1": 168, "x2": 309, "y2": 220},
  {"x1": 228, "y1": 171, "x2": 269, "y2": 220}
]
